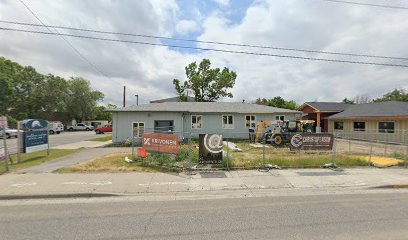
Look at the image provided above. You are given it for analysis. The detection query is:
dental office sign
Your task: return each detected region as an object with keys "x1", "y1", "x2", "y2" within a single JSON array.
[
  {"x1": 142, "y1": 133, "x2": 179, "y2": 154},
  {"x1": 21, "y1": 119, "x2": 49, "y2": 154}
]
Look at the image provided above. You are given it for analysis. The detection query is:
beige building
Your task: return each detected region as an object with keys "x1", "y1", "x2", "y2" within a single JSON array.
[{"x1": 328, "y1": 101, "x2": 408, "y2": 144}]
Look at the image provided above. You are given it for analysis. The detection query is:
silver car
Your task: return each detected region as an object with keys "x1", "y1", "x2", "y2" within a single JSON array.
[{"x1": 0, "y1": 128, "x2": 19, "y2": 138}]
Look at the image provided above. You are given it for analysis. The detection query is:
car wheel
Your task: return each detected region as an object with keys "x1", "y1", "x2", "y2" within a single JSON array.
[
  {"x1": 49, "y1": 130, "x2": 55, "y2": 134},
  {"x1": 69, "y1": 128, "x2": 74, "y2": 131},
  {"x1": 6, "y1": 133, "x2": 10, "y2": 139},
  {"x1": 272, "y1": 135, "x2": 283, "y2": 146},
  {"x1": 86, "y1": 128, "x2": 90, "y2": 131},
  {"x1": 96, "y1": 130, "x2": 101, "y2": 134},
  {"x1": 57, "y1": 131, "x2": 61, "y2": 134}
]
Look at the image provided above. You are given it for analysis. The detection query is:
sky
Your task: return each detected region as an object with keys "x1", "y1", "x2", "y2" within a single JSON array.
[{"x1": 0, "y1": 0, "x2": 407, "y2": 106}]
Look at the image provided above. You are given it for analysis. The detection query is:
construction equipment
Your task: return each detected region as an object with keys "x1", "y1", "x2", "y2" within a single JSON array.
[{"x1": 255, "y1": 120, "x2": 315, "y2": 146}]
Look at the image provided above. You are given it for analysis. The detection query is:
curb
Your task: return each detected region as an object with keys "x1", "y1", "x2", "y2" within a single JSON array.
[{"x1": 0, "y1": 192, "x2": 119, "y2": 200}]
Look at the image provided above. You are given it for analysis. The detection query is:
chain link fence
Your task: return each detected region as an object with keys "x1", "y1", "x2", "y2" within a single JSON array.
[{"x1": 128, "y1": 129, "x2": 408, "y2": 171}]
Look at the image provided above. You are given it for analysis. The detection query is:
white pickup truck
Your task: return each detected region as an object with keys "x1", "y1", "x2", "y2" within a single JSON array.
[{"x1": 66, "y1": 123, "x2": 94, "y2": 131}]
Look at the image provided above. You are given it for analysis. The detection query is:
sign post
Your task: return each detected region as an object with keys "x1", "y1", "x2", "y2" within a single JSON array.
[{"x1": 0, "y1": 116, "x2": 9, "y2": 172}]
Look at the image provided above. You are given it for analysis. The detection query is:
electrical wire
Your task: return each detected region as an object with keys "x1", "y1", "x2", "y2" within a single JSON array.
[
  {"x1": 1, "y1": 19, "x2": 407, "y2": 61},
  {"x1": 1, "y1": 26, "x2": 407, "y2": 68},
  {"x1": 317, "y1": 0, "x2": 408, "y2": 10},
  {"x1": 18, "y1": 0, "x2": 111, "y2": 78}
]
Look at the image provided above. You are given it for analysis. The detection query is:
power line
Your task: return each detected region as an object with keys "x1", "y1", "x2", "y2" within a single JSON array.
[
  {"x1": 1, "y1": 20, "x2": 408, "y2": 61},
  {"x1": 18, "y1": 0, "x2": 111, "y2": 78},
  {"x1": 317, "y1": 0, "x2": 408, "y2": 10},
  {"x1": 1, "y1": 26, "x2": 408, "y2": 68}
]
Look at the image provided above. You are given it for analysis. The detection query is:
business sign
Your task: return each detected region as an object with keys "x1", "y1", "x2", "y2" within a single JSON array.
[
  {"x1": 23, "y1": 130, "x2": 49, "y2": 153},
  {"x1": 289, "y1": 133, "x2": 334, "y2": 151},
  {"x1": 0, "y1": 147, "x2": 6, "y2": 160},
  {"x1": 22, "y1": 119, "x2": 48, "y2": 130},
  {"x1": 0, "y1": 116, "x2": 7, "y2": 129},
  {"x1": 142, "y1": 133, "x2": 179, "y2": 154},
  {"x1": 199, "y1": 134, "x2": 223, "y2": 164}
]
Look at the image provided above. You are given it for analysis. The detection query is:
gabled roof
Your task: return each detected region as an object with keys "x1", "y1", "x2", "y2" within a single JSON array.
[
  {"x1": 150, "y1": 96, "x2": 195, "y2": 103},
  {"x1": 299, "y1": 102, "x2": 352, "y2": 112},
  {"x1": 328, "y1": 101, "x2": 408, "y2": 119},
  {"x1": 109, "y1": 102, "x2": 301, "y2": 114}
]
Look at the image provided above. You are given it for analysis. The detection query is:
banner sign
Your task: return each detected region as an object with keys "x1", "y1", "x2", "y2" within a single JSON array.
[
  {"x1": 22, "y1": 119, "x2": 48, "y2": 130},
  {"x1": 289, "y1": 133, "x2": 334, "y2": 151},
  {"x1": 142, "y1": 133, "x2": 179, "y2": 154},
  {"x1": 0, "y1": 147, "x2": 6, "y2": 160},
  {"x1": 23, "y1": 130, "x2": 49, "y2": 153},
  {"x1": 199, "y1": 134, "x2": 223, "y2": 164},
  {"x1": 0, "y1": 116, "x2": 7, "y2": 129}
]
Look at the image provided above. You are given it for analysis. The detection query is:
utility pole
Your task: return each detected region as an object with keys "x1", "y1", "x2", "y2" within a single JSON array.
[
  {"x1": 135, "y1": 94, "x2": 139, "y2": 106},
  {"x1": 123, "y1": 85, "x2": 126, "y2": 107}
]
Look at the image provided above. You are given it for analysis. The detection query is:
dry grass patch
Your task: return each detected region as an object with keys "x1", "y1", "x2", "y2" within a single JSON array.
[{"x1": 56, "y1": 152, "x2": 159, "y2": 173}]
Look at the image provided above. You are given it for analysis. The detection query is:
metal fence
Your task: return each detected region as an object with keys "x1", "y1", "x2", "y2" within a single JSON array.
[{"x1": 128, "y1": 130, "x2": 408, "y2": 171}]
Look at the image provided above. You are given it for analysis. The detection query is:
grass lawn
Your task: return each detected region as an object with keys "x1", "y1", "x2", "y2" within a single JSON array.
[
  {"x1": 86, "y1": 135, "x2": 112, "y2": 142},
  {"x1": 56, "y1": 152, "x2": 164, "y2": 173},
  {"x1": 0, "y1": 149, "x2": 79, "y2": 172}
]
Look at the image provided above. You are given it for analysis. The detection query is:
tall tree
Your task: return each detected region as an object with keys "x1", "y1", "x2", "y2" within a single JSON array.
[
  {"x1": 353, "y1": 94, "x2": 371, "y2": 104},
  {"x1": 342, "y1": 98, "x2": 354, "y2": 104},
  {"x1": 374, "y1": 88, "x2": 408, "y2": 102},
  {"x1": 255, "y1": 96, "x2": 298, "y2": 110},
  {"x1": 173, "y1": 59, "x2": 237, "y2": 102},
  {"x1": 65, "y1": 77, "x2": 104, "y2": 123}
]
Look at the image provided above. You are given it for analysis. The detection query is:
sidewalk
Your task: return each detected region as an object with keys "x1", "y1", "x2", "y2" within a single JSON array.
[
  {"x1": 1, "y1": 168, "x2": 408, "y2": 200},
  {"x1": 53, "y1": 140, "x2": 112, "y2": 149}
]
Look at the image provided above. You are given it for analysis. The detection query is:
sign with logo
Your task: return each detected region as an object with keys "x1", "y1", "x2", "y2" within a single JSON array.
[
  {"x1": 289, "y1": 133, "x2": 334, "y2": 150},
  {"x1": 0, "y1": 116, "x2": 7, "y2": 129},
  {"x1": 199, "y1": 134, "x2": 223, "y2": 164},
  {"x1": 22, "y1": 119, "x2": 48, "y2": 130},
  {"x1": 0, "y1": 147, "x2": 6, "y2": 160},
  {"x1": 23, "y1": 130, "x2": 49, "y2": 153},
  {"x1": 142, "y1": 133, "x2": 179, "y2": 154}
]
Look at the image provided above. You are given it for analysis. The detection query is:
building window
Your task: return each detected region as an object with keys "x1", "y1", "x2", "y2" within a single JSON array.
[
  {"x1": 132, "y1": 122, "x2": 145, "y2": 137},
  {"x1": 275, "y1": 115, "x2": 285, "y2": 121},
  {"x1": 379, "y1": 122, "x2": 395, "y2": 133},
  {"x1": 245, "y1": 115, "x2": 256, "y2": 128},
  {"x1": 334, "y1": 121, "x2": 344, "y2": 130},
  {"x1": 222, "y1": 115, "x2": 234, "y2": 129},
  {"x1": 191, "y1": 115, "x2": 202, "y2": 129},
  {"x1": 353, "y1": 122, "x2": 366, "y2": 132}
]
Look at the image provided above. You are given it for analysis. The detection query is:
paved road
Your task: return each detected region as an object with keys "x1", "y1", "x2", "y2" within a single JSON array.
[
  {"x1": 1, "y1": 193, "x2": 407, "y2": 239},
  {"x1": 4, "y1": 131, "x2": 111, "y2": 154}
]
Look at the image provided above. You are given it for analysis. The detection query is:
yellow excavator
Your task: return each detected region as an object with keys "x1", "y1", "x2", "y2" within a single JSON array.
[{"x1": 254, "y1": 120, "x2": 315, "y2": 145}]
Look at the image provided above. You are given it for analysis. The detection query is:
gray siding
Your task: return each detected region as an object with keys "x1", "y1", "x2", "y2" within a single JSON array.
[{"x1": 112, "y1": 111, "x2": 298, "y2": 142}]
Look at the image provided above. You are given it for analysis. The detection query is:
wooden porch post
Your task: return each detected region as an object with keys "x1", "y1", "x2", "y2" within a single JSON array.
[{"x1": 316, "y1": 112, "x2": 321, "y2": 133}]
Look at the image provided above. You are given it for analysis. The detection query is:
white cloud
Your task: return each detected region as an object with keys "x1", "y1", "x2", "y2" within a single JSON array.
[
  {"x1": 0, "y1": 0, "x2": 407, "y2": 107},
  {"x1": 175, "y1": 19, "x2": 199, "y2": 35},
  {"x1": 212, "y1": 0, "x2": 230, "y2": 7}
]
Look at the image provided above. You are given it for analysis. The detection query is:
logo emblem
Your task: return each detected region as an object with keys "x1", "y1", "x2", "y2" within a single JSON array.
[
  {"x1": 203, "y1": 134, "x2": 223, "y2": 153},
  {"x1": 290, "y1": 134, "x2": 303, "y2": 148}
]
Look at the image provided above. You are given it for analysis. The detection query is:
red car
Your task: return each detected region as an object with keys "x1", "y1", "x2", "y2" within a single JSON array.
[{"x1": 95, "y1": 125, "x2": 112, "y2": 134}]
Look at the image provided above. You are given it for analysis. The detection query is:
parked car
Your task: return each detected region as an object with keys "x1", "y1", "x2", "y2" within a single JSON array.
[
  {"x1": 66, "y1": 123, "x2": 94, "y2": 131},
  {"x1": 0, "y1": 128, "x2": 20, "y2": 138},
  {"x1": 48, "y1": 123, "x2": 64, "y2": 134},
  {"x1": 95, "y1": 125, "x2": 112, "y2": 134}
]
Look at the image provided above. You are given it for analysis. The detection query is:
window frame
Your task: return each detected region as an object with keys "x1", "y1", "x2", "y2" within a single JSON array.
[
  {"x1": 275, "y1": 115, "x2": 285, "y2": 121},
  {"x1": 245, "y1": 115, "x2": 256, "y2": 128},
  {"x1": 191, "y1": 115, "x2": 203, "y2": 129},
  {"x1": 334, "y1": 121, "x2": 344, "y2": 130},
  {"x1": 132, "y1": 122, "x2": 145, "y2": 137},
  {"x1": 222, "y1": 115, "x2": 234, "y2": 129},
  {"x1": 353, "y1": 121, "x2": 366, "y2": 132},
  {"x1": 378, "y1": 121, "x2": 395, "y2": 134}
]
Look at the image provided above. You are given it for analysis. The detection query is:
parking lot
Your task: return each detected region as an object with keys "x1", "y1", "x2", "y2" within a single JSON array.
[{"x1": 4, "y1": 131, "x2": 111, "y2": 154}]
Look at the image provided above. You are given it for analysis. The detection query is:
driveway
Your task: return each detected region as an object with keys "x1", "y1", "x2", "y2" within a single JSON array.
[
  {"x1": 4, "y1": 131, "x2": 111, "y2": 154},
  {"x1": 17, "y1": 147, "x2": 131, "y2": 174}
]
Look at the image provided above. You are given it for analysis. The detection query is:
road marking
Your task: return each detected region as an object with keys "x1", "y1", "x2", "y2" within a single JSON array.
[
  {"x1": 11, "y1": 182, "x2": 37, "y2": 188},
  {"x1": 62, "y1": 181, "x2": 112, "y2": 186},
  {"x1": 138, "y1": 182, "x2": 198, "y2": 186},
  {"x1": 62, "y1": 182, "x2": 88, "y2": 185}
]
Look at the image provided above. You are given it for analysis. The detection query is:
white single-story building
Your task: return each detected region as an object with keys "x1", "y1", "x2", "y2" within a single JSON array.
[{"x1": 109, "y1": 102, "x2": 302, "y2": 143}]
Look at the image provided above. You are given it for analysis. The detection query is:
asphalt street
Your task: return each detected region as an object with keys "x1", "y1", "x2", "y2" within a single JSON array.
[
  {"x1": 4, "y1": 131, "x2": 111, "y2": 154},
  {"x1": 1, "y1": 192, "x2": 408, "y2": 240}
]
